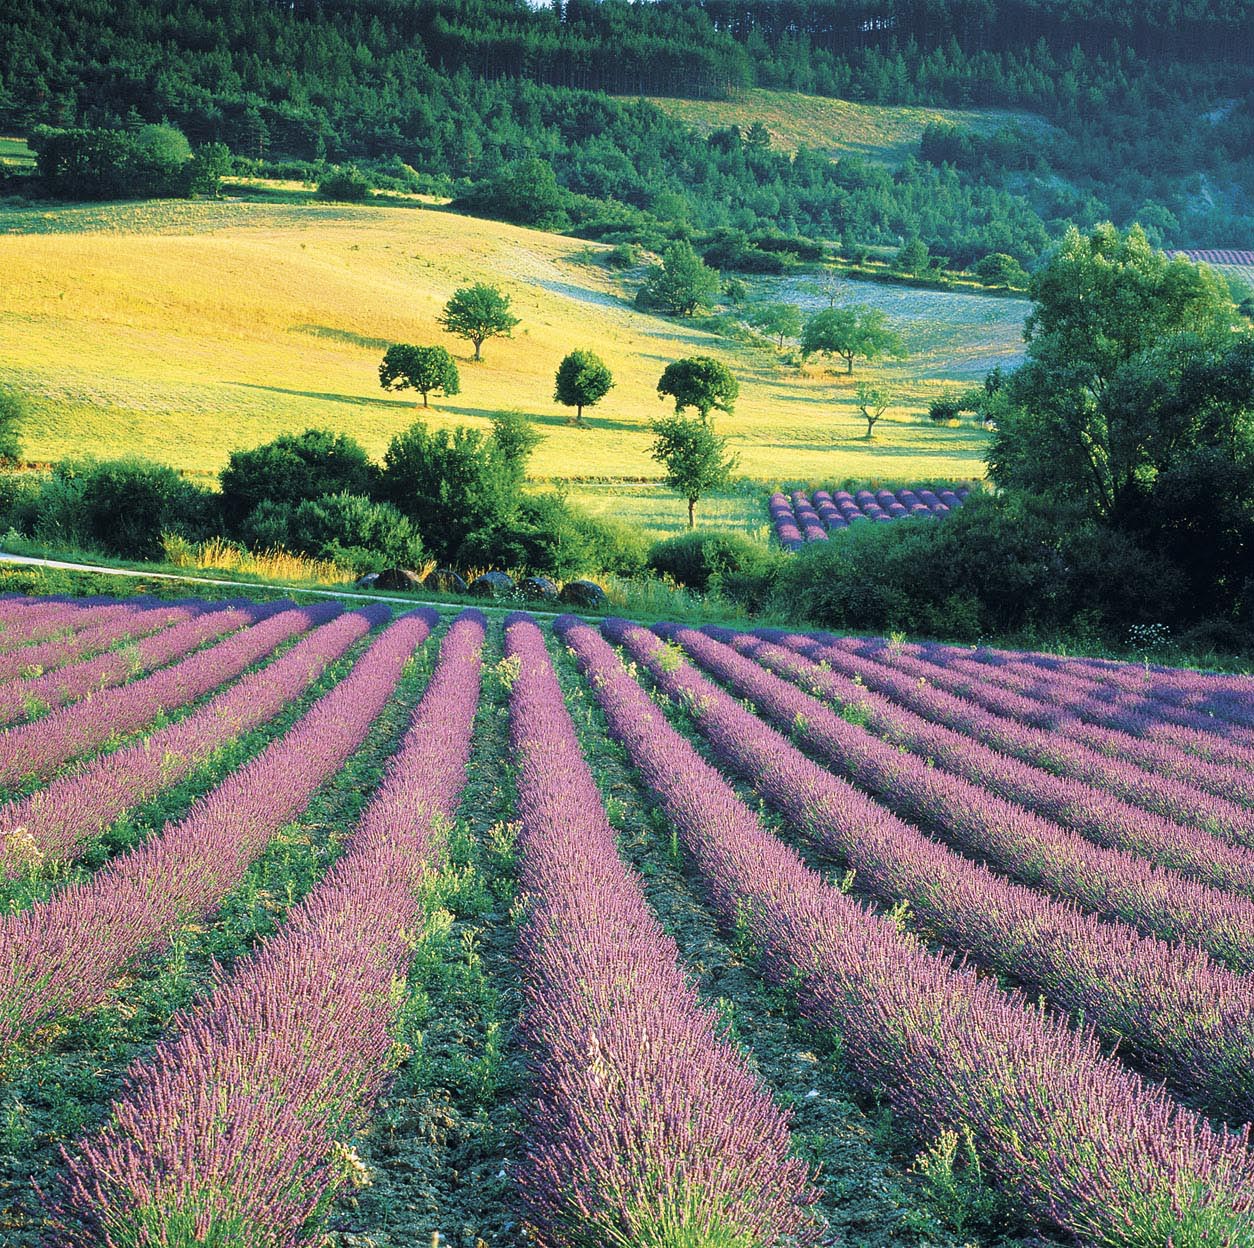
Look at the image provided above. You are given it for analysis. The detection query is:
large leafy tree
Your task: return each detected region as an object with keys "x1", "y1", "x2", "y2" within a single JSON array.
[
  {"x1": 378, "y1": 420, "x2": 515, "y2": 562},
  {"x1": 438, "y1": 283, "x2": 520, "y2": 361},
  {"x1": 649, "y1": 414, "x2": 738, "y2": 527},
  {"x1": 379, "y1": 344, "x2": 461, "y2": 407},
  {"x1": 801, "y1": 306, "x2": 906, "y2": 374},
  {"x1": 377, "y1": 410, "x2": 538, "y2": 562},
  {"x1": 657, "y1": 356, "x2": 739, "y2": 421},
  {"x1": 554, "y1": 349, "x2": 613, "y2": 425},
  {"x1": 642, "y1": 242, "x2": 720, "y2": 317},
  {"x1": 990, "y1": 223, "x2": 1241, "y2": 516}
]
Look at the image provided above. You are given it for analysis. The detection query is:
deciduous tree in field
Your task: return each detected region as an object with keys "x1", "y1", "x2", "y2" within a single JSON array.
[
  {"x1": 657, "y1": 356, "x2": 739, "y2": 422},
  {"x1": 649, "y1": 414, "x2": 738, "y2": 528},
  {"x1": 379, "y1": 344, "x2": 461, "y2": 407},
  {"x1": 745, "y1": 302, "x2": 803, "y2": 348},
  {"x1": 554, "y1": 350, "x2": 613, "y2": 425},
  {"x1": 855, "y1": 382, "x2": 892, "y2": 439},
  {"x1": 990, "y1": 222, "x2": 1242, "y2": 517},
  {"x1": 438, "y1": 283, "x2": 519, "y2": 361},
  {"x1": 801, "y1": 306, "x2": 907, "y2": 375},
  {"x1": 642, "y1": 241, "x2": 720, "y2": 316}
]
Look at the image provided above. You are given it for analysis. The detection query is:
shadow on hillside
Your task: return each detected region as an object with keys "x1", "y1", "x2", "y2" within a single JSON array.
[
  {"x1": 290, "y1": 324, "x2": 393, "y2": 351},
  {"x1": 230, "y1": 382, "x2": 414, "y2": 409}
]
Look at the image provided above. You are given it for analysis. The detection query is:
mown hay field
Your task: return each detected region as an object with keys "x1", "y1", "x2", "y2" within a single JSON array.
[
  {"x1": 643, "y1": 88, "x2": 1051, "y2": 164},
  {"x1": 0, "y1": 198, "x2": 1005, "y2": 483}
]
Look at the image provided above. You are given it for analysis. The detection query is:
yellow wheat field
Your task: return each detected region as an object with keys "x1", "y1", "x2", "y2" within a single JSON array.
[{"x1": 0, "y1": 198, "x2": 1008, "y2": 483}]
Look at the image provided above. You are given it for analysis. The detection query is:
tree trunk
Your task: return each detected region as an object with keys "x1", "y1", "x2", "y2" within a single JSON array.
[
  {"x1": 846, "y1": 354, "x2": 854, "y2": 374},
  {"x1": 577, "y1": 403, "x2": 583, "y2": 424},
  {"x1": 473, "y1": 338, "x2": 483, "y2": 361},
  {"x1": 422, "y1": 392, "x2": 429, "y2": 407},
  {"x1": 688, "y1": 497, "x2": 696, "y2": 527}
]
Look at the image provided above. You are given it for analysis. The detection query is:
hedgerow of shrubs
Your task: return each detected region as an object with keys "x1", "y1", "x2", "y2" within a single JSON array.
[{"x1": 768, "y1": 493, "x2": 1186, "y2": 644}]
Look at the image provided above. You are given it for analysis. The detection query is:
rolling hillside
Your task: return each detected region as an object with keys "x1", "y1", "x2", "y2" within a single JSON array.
[
  {"x1": 645, "y1": 88, "x2": 1051, "y2": 164},
  {"x1": 0, "y1": 196, "x2": 1009, "y2": 485}
]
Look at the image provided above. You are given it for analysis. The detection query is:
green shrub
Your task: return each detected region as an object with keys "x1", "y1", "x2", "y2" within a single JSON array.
[
  {"x1": 0, "y1": 386, "x2": 24, "y2": 466},
  {"x1": 769, "y1": 494, "x2": 1180, "y2": 643},
  {"x1": 284, "y1": 492, "x2": 425, "y2": 574},
  {"x1": 219, "y1": 429, "x2": 376, "y2": 531},
  {"x1": 648, "y1": 529, "x2": 777, "y2": 595},
  {"x1": 0, "y1": 471, "x2": 41, "y2": 534},
  {"x1": 34, "y1": 457, "x2": 215, "y2": 559},
  {"x1": 317, "y1": 165, "x2": 371, "y2": 201}
]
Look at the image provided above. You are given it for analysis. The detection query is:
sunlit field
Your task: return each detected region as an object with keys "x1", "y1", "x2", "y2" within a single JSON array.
[
  {"x1": 644, "y1": 88, "x2": 1051, "y2": 164},
  {"x1": 0, "y1": 198, "x2": 999, "y2": 483}
]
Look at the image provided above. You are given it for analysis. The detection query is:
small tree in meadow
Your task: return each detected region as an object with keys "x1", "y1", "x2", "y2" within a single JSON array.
[
  {"x1": 379, "y1": 344, "x2": 461, "y2": 407},
  {"x1": 0, "y1": 386, "x2": 25, "y2": 467},
  {"x1": 657, "y1": 356, "x2": 739, "y2": 422},
  {"x1": 554, "y1": 350, "x2": 614, "y2": 425},
  {"x1": 439, "y1": 283, "x2": 520, "y2": 361},
  {"x1": 649, "y1": 414, "x2": 738, "y2": 528},
  {"x1": 745, "y1": 302, "x2": 803, "y2": 348},
  {"x1": 855, "y1": 382, "x2": 892, "y2": 439}
]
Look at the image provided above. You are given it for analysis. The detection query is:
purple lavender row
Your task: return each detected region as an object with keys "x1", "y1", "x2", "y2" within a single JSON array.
[
  {"x1": 724, "y1": 629, "x2": 1254, "y2": 853},
  {"x1": 0, "y1": 603, "x2": 425, "y2": 1058},
  {"x1": 619, "y1": 620, "x2": 1254, "y2": 1124},
  {"x1": 557, "y1": 615, "x2": 1254, "y2": 1246},
  {"x1": 0, "y1": 600, "x2": 206, "y2": 682},
  {"x1": 0, "y1": 599, "x2": 271, "y2": 729},
  {"x1": 790, "y1": 490, "x2": 829, "y2": 542},
  {"x1": 926, "y1": 634, "x2": 1254, "y2": 701},
  {"x1": 921, "y1": 641, "x2": 1254, "y2": 734},
  {"x1": 657, "y1": 625, "x2": 1254, "y2": 972},
  {"x1": 0, "y1": 598, "x2": 136, "y2": 651},
  {"x1": 0, "y1": 607, "x2": 381, "y2": 878},
  {"x1": 914, "y1": 641, "x2": 1254, "y2": 744},
  {"x1": 757, "y1": 626, "x2": 1254, "y2": 827},
  {"x1": 768, "y1": 491, "x2": 803, "y2": 549},
  {"x1": 823, "y1": 630, "x2": 1254, "y2": 776},
  {"x1": 950, "y1": 637, "x2": 1254, "y2": 703},
  {"x1": 50, "y1": 610, "x2": 483, "y2": 1247},
  {"x1": 0, "y1": 601, "x2": 342, "y2": 789},
  {"x1": 983, "y1": 648, "x2": 1254, "y2": 732},
  {"x1": 505, "y1": 613, "x2": 818, "y2": 1245}
]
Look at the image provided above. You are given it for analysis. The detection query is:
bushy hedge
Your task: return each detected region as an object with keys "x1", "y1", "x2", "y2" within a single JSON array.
[
  {"x1": 242, "y1": 492, "x2": 425, "y2": 575},
  {"x1": 2, "y1": 458, "x2": 215, "y2": 559},
  {"x1": 459, "y1": 493, "x2": 647, "y2": 579},
  {"x1": 649, "y1": 529, "x2": 780, "y2": 607},
  {"x1": 768, "y1": 494, "x2": 1187, "y2": 644},
  {"x1": 219, "y1": 430, "x2": 377, "y2": 531}
]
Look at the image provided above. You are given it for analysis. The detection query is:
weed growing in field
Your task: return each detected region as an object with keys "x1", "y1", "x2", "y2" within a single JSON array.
[{"x1": 909, "y1": 1127, "x2": 1004, "y2": 1239}]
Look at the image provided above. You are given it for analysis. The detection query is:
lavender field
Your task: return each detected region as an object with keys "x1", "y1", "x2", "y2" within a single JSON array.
[
  {"x1": 2, "y1": 591, "x2": 1253, "y2": 1247},
  {"x1": 770, "y1": 487, "x2": 972, "y2": 548}
]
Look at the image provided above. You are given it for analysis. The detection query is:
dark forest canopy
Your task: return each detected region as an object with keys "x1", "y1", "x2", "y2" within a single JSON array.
[{"x1": 1, "y1": 0, "x2": 1251, "y2": 251}]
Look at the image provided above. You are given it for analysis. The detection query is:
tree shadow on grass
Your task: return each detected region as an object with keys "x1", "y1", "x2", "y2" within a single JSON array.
[
  {"x1": 230, "y1": 382, "x2": 414, "y2": 410},
  {"x1": 289, "y1": 324, "x2": 394, "y2": 351}
]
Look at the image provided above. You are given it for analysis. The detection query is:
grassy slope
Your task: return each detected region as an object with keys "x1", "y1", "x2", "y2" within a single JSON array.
[
  {"x1": 643, "y1": 89, "x2": 1049, "y2": 163},
  {"x1": 0, "y1": 195, "x2": 1004, "y2": 485}
]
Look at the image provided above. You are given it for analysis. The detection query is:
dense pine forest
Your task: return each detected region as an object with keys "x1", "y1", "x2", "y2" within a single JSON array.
[{"x1": 1, "y1": 0, "x2": 1251, "y2": 258}]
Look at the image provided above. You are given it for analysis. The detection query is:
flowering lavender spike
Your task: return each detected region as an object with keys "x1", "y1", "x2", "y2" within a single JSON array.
[{"x1": 49, "y1": 611, "x2": 485, "y2": 1247}]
